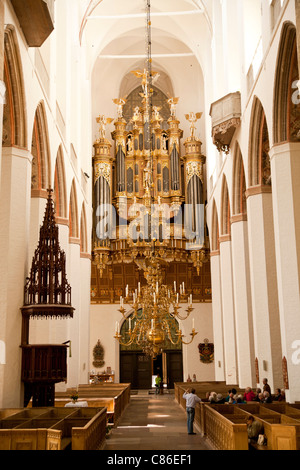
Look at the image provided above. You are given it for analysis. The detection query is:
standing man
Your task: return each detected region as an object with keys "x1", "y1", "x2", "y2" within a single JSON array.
[
  {"x1": 262, "y1": 378, "x2": 271, "y2": 395},
  {"x1": 183, "y1": 388, "x2": 201, "y2": 435}
]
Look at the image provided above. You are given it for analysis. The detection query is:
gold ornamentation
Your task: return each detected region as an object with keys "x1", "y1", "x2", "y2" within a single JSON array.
[
  {"x1": 96, "y1": 115, "x2": 114, "y2": 139},
  {"x1": 167, "y1": 97, "x2": 179, "y2": 117},
  {"x1": 114, "y1": 256, "x2": 197, "y2": 358},
  {"x1": 113, "y1": 97, "x2": 127, "y2": 119},
  {"x1": 186, "y1": 161, "x2": 203, "y2": 185},
  {"x1": 185, "y1": 112, "x2": 202, "y2": 139},
  {"x1": 94, "y1": 162, "x2": 111, "y2": 184}
]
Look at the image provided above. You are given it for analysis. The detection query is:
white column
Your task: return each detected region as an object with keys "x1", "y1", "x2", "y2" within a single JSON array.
[
  {"x1": 211, "y1": 0, "x2": 226, "y2": 100},
  {"x1": 66, "y1": 241, "x2": 81, "y2": 388},
  {"x1": 79, "y1": 255, "x2": 91, "y2": 384},
  {"x1": 221, "y1": 0, "x2": 243, "y2": 93},
  {"x1": 210, "y1": 253, "x2": 225, "y2": 381},
  {"x1": 0, "y1": 147, "x2": 32, "y2": 407},
  {"x1": 219, "y1": 239, "x2": 238, "y2": 384},
  {"x1": 270, "y1": 142, "x2": 300, "y2": 403},
  {"x1": 247, "y1": 190, "x2": 283, "y2": 392},
  {"x1": 231, "y1": 218, "x2": 256, "y2": 388}
]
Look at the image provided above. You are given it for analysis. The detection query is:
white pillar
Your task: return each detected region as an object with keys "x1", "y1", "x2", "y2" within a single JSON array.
[
  {"x1": 0, "y1": 147, "x2": 32, "y2": 407},
  {"x1": 79, "y1": 255, "x2": 91, "y2": 384},
  {"x1": 246, "y1": 189, "x2": 283, "y2": 392},
  {"x1": 270, "y1": 142, "x2": 300, "y2": 403},
  {"x1": 210, "y1": 252, "x2": 225, "y2": 381},
  {"x1": 231, "y1": 217, "x2": 256, "y2": 388},
  {"x1": 66, "y1": 241, "x2": 81, "y2": 388},
  {"x1": 219, "y1": 238, "x2": 238, "y2": 384}
]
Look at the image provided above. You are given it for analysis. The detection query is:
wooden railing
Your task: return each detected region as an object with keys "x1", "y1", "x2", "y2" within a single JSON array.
[
  {"x1": 204, "y1": 405, "x2": 249, "y2": 450},
  {"x1": 71, "y1": 408, "x2": 107, "y2": 450},
  {"x1": 174, "y1": 383, "x2": 300, "y2": 451}
]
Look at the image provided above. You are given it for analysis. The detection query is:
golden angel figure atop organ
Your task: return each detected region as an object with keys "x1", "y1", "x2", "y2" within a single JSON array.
[
  {"x1": 96, "y1": 115, "x2": 114, "y2": 139},
  {"x1": 185, "y1": 112, "x2": 203, "y2": 138},
  {"x1": 113, "y1": 97, "x2": 127, "y2": 119},
  {"x1": 167, "y1": 97, "x2": 179, "y2": 117}
]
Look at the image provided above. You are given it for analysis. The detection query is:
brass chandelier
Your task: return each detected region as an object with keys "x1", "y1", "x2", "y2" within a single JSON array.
[
  {"x1": 114, "y1": 0, "x2": 198, "y2": 357},
  {"x1": 114, "y1": 256, "x2": 197, "y2": 358}
]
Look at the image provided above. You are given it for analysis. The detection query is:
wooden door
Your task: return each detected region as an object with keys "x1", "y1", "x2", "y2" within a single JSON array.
[
  {"x1": 120, "y1": 352, "x2": 152, "y2": 389},
  {"x1": 137, "y1": 354, "x2": 152, "y2": 389},
  {"x1": 166, "y1": 351, "x2": 183, "y2": 389},
  {"x1": 120, "y1": 353, "x2": 136, "y2": 387}
]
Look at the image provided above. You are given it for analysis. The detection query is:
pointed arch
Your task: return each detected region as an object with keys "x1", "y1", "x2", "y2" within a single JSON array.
[
  {"x1": 220, "y1": 175, "x2": 231, "y2": 237},
  {"x1": 232, "y1": 142, "x2": 247, "y2": 217},
  {"x1": 69, "y1": 179, "x2": 79, "y2": 240},
  {"x1": 211, "y1": 199, "x2": 220, "y2": 253},
  {"x1": 54, "y1": 145, "x2": 67, "y2": 219},
  {"x1": 31, "y1": 101, "x2": 51, "y2": 192},
  {"x1": 273, "y1": 21, "x2": 300, "y2": 144},
  {"x1": 80, "y1": 202, "x2": 88, "y2": 254},
  {"x1": 2, "y1": 25, "x2": 27, "y2": 148},
  {"x1": 248, "y1": 97, "x2": 271, "y2": 188}
]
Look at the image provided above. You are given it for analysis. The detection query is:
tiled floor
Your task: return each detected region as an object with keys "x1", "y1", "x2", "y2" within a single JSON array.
[{"x1": 104, "y1": 391, "x2": 212, "y2": 451}]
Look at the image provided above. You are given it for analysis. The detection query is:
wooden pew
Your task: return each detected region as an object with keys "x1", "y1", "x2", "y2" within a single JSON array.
[
  {"x1": 55, "y1": 383, "x2": 131, "y2": 426},
  {"x1": 0, "y1": 407, "x2": 107, "y2": 450},
  {"x1": 71, "y1": 408, "x2": 107, "y2": 450},
  {"x1": 203, "y1": 404, "x2": 249, "y2": 450}
]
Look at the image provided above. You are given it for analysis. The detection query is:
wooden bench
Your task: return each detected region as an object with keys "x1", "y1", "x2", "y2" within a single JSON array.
[
  {"x1": 0, "y1": 407, "x2": 107, "y2": 450},
  {"x1": 202, "y1": 404, "x2": 249, "y2": 450},
  {"x1": 207, "y1": 403, "x2": 300, "y2": 450},
  {"x1": 55, "y1": 383, "x2": 131, "y2": 426}
]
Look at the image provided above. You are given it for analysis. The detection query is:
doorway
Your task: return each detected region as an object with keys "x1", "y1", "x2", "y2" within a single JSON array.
[
  {"x1": 120, "y1": 349, "x2": 183, "y2": 390},
  {"x1": 119, "y1": 315, "x2": 183, "y2": 389}
]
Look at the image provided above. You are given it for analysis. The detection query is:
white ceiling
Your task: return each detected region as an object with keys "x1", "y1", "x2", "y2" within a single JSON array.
[{"x1": 80, "y1": 0, "x2": 213, "y2": 151}]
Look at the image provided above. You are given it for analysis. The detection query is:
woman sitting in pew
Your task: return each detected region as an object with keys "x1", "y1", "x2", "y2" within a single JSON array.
[{"x1": 274, "y1": 388, "x2": 285, "y2": 402}]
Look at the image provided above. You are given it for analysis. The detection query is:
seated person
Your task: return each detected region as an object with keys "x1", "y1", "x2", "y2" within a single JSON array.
[
  {"x1": 208, "y1": 392, "x2": 217, "y2": 403},
  {"x1": 235, "y1": 394, "x2": 246, "y2": 404},
  {"x1": 243, "y1": 387, "x2": 256, "y2": 402},
  {"x1": 262, "y1": 391, "x2": 272, "y2": 403},
  {"x1": 274, "y1": 388, "x2": 285, "y2": 402},
  {"x1": 246, "y1": 415, "x2": 264, "y2": 445},
  {"x1": 253, "y1": 388, "x2": 262, "y2": 401},
  {"x1": 216, "y1": 393, "x2": 225, "y2": 404}
]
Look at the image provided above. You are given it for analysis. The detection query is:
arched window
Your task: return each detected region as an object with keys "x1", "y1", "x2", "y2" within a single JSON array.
[
  {"x1": 69, "y1": 180, "x2": 79, "y2": 239},
  {"x1": 2, "y1": 25, "x2": 27, "y2": 148},
  {"x1": 232, "y1": 143, "x2": 247, "y2": 216},
  {"x1": 220, "y1": 176, "x2": 231, "y2": 237},
  {"x1": 274, "y1": 22, "x2": 300, "y2": 144},
  {"x1": 249, "y1": 97, "x2": 271, "y2": 187},
  {"x1": 80, "y1": 203, "x2": 88, "y2": 254},
  {"x1": 54, "y1": 145, "x2": 67, "y2": 219},
  {"x1": 31, "y1": 101, "x2": 51, "y2": 191},
  {"x1": 211, "y1": 200, "x2": 220, "y2": 253},
  {"x1": 122, "y1": 85, "x2": 170, "y2": 129}
]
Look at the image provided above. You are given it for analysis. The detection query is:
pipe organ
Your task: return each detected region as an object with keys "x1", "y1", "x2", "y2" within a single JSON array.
[{"x1": 91, "y1": 75, "x2": 211, "y2": 304}]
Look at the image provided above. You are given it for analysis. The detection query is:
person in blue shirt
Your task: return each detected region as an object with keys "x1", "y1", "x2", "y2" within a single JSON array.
[{"x1": 183, "y1": 388, "x2": 201, "y2": 434}]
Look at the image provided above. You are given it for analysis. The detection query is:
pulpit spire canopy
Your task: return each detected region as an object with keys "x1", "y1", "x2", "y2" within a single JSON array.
[{"x1": 22, "y1": 189, "x2": 74, "y2": 321}]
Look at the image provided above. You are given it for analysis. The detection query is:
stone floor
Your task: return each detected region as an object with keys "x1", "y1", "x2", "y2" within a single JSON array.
[{"x1": 104, "y1": 390, "x2": 213, "y2": 451}]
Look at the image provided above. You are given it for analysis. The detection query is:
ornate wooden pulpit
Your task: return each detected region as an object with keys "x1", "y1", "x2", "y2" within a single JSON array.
[{"x1": 21, "y1": 190, "x2": 74, "y2": 407}]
